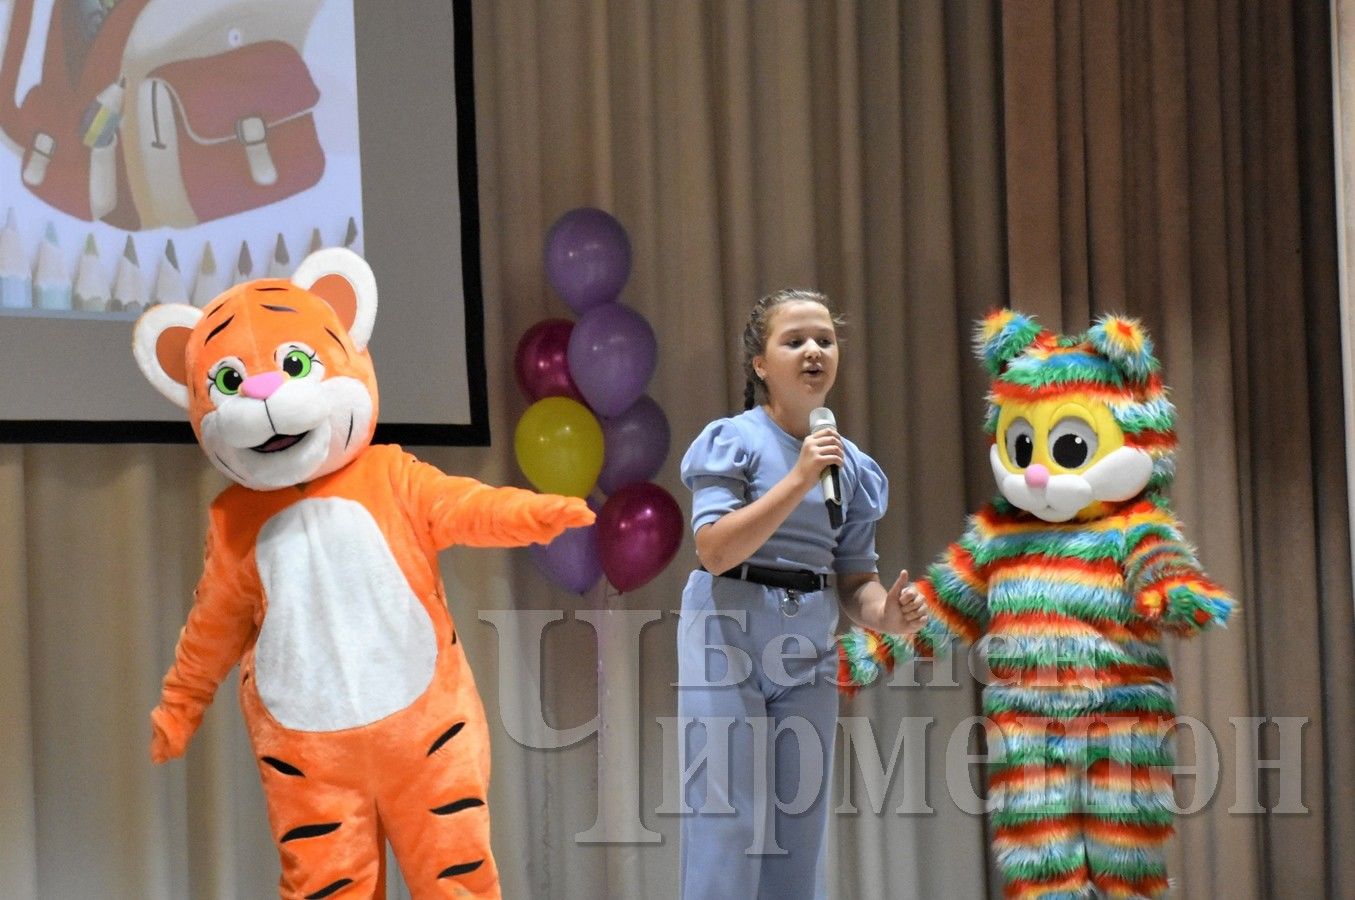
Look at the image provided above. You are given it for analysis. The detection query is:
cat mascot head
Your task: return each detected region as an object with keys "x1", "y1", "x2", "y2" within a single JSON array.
[{"x1": 977, "y1": 308, "x2": 1175, "y2": 521}]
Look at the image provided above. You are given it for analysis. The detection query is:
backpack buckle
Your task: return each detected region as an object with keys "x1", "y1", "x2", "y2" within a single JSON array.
[
  {"x1": 23, "y1": 132, "x2": 55, "y2": 186},
  {"x1": 236, "y1": 116, "x2": 277, "y2": 186}
]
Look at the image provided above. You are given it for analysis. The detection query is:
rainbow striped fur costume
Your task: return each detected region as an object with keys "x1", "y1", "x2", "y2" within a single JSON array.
[{"x1": 840, "y1": 310, "x2": 1233, "y2": 899}]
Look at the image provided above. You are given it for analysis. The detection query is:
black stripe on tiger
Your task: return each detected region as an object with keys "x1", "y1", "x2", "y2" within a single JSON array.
[
  {"x1": 431, "y1": 797, "x2": 485, "y2": 816},
  {"x1": 427, "y1": 722, "x2": 465, "y2": 756},
  {"x1": 304, "y1": 878, "x2": 353, "y2": 899},
  {"x1": 438, "y1": 860, "x2": 484, "y2": 879},
  {"x1": 204, "y1": 316, "x2": 234, "y2": 344},
  {"x1": 324, "y1": 327, "x2": 349, "y2": 360},
  {"x1": 281, "y1": 822, "x2": 341, "y2": 843},
  {"x1": 260, "y1": 756, "x2": 305, "y2": 777}
]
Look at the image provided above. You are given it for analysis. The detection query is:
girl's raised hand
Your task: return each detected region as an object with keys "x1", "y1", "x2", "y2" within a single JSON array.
[{"x1": 880, "y1": 568, "x2": 928, "y2": 636}]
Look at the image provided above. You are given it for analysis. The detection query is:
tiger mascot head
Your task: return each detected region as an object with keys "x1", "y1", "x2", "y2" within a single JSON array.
[
  {"x1": 132, "y1": 248, "x2": 378, "y2": 491},
  {"x1": 976, "y1": 309, "x2": 1176, "y2": 523}
]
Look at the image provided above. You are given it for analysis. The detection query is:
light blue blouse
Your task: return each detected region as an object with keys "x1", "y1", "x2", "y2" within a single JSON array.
[{"x1": 680, "y1": 405, "x2": 888, "y2": 575}]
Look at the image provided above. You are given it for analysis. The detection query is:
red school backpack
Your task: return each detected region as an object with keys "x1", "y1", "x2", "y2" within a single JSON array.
[
  {"x1": 0, "y1": 0, "x2": 149, "y2": 228},
  {"x1": 0, "y1": 0, "x2": 326, "y2": 230}
]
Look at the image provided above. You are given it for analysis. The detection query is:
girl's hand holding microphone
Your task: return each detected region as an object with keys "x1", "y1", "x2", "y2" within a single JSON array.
[{"x1": 792, "y1": 427, "x2": 845, "y2": 493}]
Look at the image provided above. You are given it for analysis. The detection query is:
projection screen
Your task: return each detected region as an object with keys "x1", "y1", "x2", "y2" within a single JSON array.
[{"x1": 0, "y1": 0, "x2": 487, "y2": 445}]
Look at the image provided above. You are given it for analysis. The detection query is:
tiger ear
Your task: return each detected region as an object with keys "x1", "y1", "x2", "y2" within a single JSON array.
[
  {"x1": 132, "y1": 303, "x2": 203, "y2": 409},
  {"x1": 291, "y1": 247, "x2": 378, "y2": 351},
  {"x1": 973, "y1": 308, "x2": 1043, "y2": 375}
]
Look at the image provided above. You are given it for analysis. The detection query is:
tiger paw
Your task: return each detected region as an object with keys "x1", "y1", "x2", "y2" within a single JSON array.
[
  {"x1": 537, "y1": 496, "x2": 596, "y2": 533},
  {"x1": 149, "y1": 706, "x2": 193, "y2": 764}
]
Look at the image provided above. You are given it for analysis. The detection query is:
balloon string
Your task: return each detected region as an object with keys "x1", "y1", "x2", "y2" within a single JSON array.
[
  {"x1": 596, "y1": 581, "x2": 610, "y2": 711},
  {"x1": 597, "y1": 581, "x2": 624, "y2": 677}
]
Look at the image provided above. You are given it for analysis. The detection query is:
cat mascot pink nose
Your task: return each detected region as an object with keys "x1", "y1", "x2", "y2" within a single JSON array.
[
  {"x1": 1023, "y1": 463, "x2": 1050, "y2": 489},
  {"x1": 241, "y1": 371, "x2": 286, "y2": 399}
]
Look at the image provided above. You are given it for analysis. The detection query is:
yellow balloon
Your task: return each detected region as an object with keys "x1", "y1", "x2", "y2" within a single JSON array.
[{"x1": 514, "y1": 396, "x2": 604, "y2": 497}]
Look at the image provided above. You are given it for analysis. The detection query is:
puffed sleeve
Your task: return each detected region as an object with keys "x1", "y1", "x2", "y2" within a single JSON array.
[
  {"x1": 833, "y1": 448, "x2": 888, "y2": 574},
  {"x1": 679, "y1": 418, "x2": 750, "y2": 533}
]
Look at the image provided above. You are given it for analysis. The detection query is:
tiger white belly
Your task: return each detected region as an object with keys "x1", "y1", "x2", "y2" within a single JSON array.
[{"x1": 252, "y1": 497, "x2": 437, "y2": 731}]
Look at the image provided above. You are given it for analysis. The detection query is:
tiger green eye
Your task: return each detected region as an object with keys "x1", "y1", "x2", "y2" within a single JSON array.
[
  {"x1": 214, "y1": 367, "x2": 243, "y2": 394},
  {"x1": 282, "y1": 350, "x2": 313, "y2": 378}
]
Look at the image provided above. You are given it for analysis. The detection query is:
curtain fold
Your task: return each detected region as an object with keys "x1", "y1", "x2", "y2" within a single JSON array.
[{"x1": 1, "y1": 2, "x2": 1347, "y2": 897}]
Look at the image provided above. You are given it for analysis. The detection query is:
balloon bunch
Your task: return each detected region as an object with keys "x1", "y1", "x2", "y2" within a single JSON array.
[{"x1": 513, "y1": 208, "x2": 683, "y2": 594}]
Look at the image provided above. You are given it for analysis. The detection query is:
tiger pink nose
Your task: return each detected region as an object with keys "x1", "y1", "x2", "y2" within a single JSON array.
[
  {"x1": 1024, "y1": 463, "x2": 1050, "y2": 489},
  {"x1": 241, "y1": 371, "x2": 285, "y2": 400}
]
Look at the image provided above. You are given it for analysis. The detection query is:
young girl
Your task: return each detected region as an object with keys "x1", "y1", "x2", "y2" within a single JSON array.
[{"x1": 677, "y1": 289, "x2": 925, "y2": 899}]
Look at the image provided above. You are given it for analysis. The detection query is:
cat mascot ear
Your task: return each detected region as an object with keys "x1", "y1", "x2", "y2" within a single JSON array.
[
  {"x1": 973, "y1": 308, "x2": 1045, "y2": 376},
  {"x1": 291, "y1": 247, "x2": 378, "y2": 351},
  {"x1": 1086, "y1": 313, "x2": 1159, "y2": 382},
  {"x1": 132, "y1": 303, "x2": 204, "y2": 409}
]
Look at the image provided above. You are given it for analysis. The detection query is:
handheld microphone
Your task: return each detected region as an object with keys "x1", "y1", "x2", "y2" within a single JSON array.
[{"x1": 808, "y1": 407, "x2": 843, "y2": 529}]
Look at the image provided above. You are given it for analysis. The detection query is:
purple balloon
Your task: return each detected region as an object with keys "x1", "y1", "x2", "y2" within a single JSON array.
[
  {"x1": 514, "y1": 318, "x2": 586, "y2": 404},
  {"x1": 567, "y1": 303, "x2": 657, "y2": 418},
  {"x1": 598, "y1": 395, "x2": 670, "y2": 495},
  {"x1": 597, "y1": 482, "x2": 683, "y2": 593},
  {"x1": 544, "y1": 208, "x2": 632, "y2": 314},
  {"x1": 528, "y1": 498, "x2": 603, "y2": 594}
]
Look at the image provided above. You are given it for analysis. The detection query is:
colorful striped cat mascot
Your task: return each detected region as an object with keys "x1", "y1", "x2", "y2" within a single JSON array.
[
  {"x1": 133, "y1": 247, "x2": 593, "y2": 899},
  {"x1": 839, "y1": 309, "x2": 1233, "y2": 899}
]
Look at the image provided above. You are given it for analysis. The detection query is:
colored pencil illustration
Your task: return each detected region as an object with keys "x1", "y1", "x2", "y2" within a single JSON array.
[
  {"x1": 112, "y1": 235, "x2": 145, "y2": 313},
  {"x1": 233, "y1": 241, "x2": 254, "y2": 286},
  {"x1": 151, "y1": 240, "x2": 187, "y2": 307},
  {"x1": 32, "y1": 224, "x2": 71, "y2": 311},
  {"x1": 0, "y1": 208, "x2": 29, "y2": 309},
  {"x1": 267, "y1": 234, "x2": 291, "y2": 277},
  {"x1": 73, "y1": 234, "x2": 110, "y2": 312},
  {"x1": 79, "y1": 78, "x2": 124, "y2": 150},
  {"x1": 191, "y1": 243, "x2": 219, "y2": 307}
]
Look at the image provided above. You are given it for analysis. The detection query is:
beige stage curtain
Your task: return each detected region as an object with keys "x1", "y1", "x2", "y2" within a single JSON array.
[{"x1": 2, "y1": 1, "x2": 1350, "y2": 898}]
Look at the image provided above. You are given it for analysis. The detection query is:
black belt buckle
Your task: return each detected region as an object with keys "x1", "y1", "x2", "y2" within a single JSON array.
[{"x1": 705, "y1": 564, "x2": 826, "y2": 598}]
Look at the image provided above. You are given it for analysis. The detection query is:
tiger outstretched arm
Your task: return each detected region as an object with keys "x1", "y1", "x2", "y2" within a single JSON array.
[{"x1": 397, "y1": 452, "x2": 594, "y2": 550}]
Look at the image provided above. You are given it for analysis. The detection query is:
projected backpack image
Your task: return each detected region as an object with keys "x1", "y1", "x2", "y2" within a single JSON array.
[{"x1": 0, "y1": 0, "x2": 337, "y2": 229}]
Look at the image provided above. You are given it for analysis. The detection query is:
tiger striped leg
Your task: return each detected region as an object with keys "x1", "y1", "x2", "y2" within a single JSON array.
[
  {"x1": 381, "y1": 717, "x2": 501, "y2": 899},
  {"x1": 256, "y1": 751, "x2": 386, "y2": 900}
]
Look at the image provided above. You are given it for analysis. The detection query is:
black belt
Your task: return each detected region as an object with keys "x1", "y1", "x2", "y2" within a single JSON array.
[{"x1": 703, "y1": 563, "x2": 828, "y2": 593}]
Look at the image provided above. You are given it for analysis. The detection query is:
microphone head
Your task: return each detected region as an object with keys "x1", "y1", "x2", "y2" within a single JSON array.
[{"x1": 809, "y1": 407, "x2": 836, "y2": 431}]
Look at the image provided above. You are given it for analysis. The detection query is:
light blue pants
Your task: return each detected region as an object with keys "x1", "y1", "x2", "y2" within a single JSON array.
[{"x1": 677, "y1": 569, "x2": 840, "y2": 900}]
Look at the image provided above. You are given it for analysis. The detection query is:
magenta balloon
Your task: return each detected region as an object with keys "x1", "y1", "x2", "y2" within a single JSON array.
[
  {"x1": 514, "y1": 318, "x2": 586, "y2": 404},
  {"x1": 544, "y1": 208, "x2": 632, "y2": 314},
  {"x1": 597, "y1": 482, "x2": 683, "y2": 593},
  {"x1": 528, "y1": 499, "x2": 603, "y2": 594},
  {"x1": 567, "y1": 303, "x2": 657, "y2": 418},
  {"x1": 597, "y1": 396, "x2": 670, "y2": 495}
]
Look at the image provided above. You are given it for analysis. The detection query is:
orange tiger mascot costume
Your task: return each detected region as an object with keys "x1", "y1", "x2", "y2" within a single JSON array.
[{"x1": 133, "y1": 247, "x2": 593, "y2": 899}]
